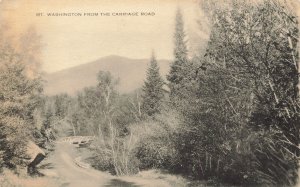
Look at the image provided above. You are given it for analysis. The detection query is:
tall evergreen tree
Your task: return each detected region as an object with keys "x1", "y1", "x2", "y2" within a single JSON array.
[
  {"x1": 167, "y1": 8, "x2": 189, "y2": 105},
  {"x1": 141, "y1": 52, "x2": 165, "y2": 117}
]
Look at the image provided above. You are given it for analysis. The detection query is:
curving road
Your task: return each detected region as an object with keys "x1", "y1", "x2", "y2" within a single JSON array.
[
  {"x1": 39, "y1": 141, "x2": 177, "y2": 187},
  {"x1": 40, "y1": 142, "x2": 115, "y2": 187}
]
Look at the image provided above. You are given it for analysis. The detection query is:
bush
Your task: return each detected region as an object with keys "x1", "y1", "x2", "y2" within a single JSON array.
[
  {"x1": 88, "y1": 114, "x2": 181, "y2": 176},
  {"x1": 135, "y1": 134, "x2": 177, "y2": 170},
  {"x1": 252, "y1": 129, "x2": 299, "y2": 186},
  {"x1": 89, "y1": 130, "x2": 140, "y2": 176},
  {"x1": 132, "y1": 112, "x2": 181, "y2": 172}
]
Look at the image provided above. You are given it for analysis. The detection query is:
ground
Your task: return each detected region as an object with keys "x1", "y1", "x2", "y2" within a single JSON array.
[
  {"x1": 37, "y1": 141, "x2": 188, "y2": 187},
  {"x1": 2, "y1": 141, "x2": 298, "y2": 187}
]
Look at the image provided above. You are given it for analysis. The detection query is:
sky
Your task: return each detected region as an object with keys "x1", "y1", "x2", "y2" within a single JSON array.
[{"x1": 0, "y1": 0, "x2": 206, "y2": 73}]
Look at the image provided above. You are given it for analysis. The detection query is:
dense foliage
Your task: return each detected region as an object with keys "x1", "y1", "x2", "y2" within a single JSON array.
[
  {"x1": 0, "y1": 26, "x2": 44, "y2": 171},
  {"x1": 166, "y1": 0, "x2": 299, "y2": 186}
]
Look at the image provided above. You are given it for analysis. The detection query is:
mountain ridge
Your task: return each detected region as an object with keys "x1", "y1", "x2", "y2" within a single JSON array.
[{"x1": 43, "y1": 55, "x2": 171, "y2": 96}]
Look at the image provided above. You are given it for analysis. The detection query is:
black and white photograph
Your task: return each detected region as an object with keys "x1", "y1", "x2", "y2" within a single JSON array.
[{"x1": 0, "y1": 0, "x2": 299, "y2": 186}]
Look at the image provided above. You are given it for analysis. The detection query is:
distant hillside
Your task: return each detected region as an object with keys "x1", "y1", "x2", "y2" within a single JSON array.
[{"x1": 43, "y1": 55, "x2": 171, "y2": 96}]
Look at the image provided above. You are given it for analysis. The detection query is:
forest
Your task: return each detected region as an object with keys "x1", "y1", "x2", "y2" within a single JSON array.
[{"x1": 0, "y1": 0, "x2": 299, "y2": 186}]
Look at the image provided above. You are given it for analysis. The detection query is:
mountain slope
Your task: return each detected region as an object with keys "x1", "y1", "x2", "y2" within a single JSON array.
[{"x1": 43, "y1": 55, "x2": 171, "y2": 96}]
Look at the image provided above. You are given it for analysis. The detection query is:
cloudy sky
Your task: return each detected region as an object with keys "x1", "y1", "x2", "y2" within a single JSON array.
[{"x1": 0, "y1": 0, "x2": 206, "y2": 73}]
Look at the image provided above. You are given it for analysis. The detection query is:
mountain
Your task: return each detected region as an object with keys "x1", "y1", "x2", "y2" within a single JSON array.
[{"x1": 43, "y1": 55, "x2": 171, "y2": 96}]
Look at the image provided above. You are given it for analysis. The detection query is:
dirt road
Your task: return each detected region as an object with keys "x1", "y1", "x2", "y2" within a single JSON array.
[
  {"x1": 40, "y1": 142, "x2": 115, "y2": 187},
  {"x1": 39, "y1": 142, "x2": 184, "y2": 187}
]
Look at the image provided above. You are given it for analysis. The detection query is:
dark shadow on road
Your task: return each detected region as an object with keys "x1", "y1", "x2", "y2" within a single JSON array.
[{"x1": 104, "y1": 179, "x2": 141, "y2": 187}]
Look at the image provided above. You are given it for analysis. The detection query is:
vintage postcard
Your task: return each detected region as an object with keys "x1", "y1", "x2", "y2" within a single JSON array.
[{"x1": 0, "y1": 0, "x2": 299, "y2": 187}]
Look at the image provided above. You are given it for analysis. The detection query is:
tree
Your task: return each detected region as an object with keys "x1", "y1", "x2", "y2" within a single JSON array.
[
  {"x1": 0, "y1": 25, "x2": 43, "y2": 171},
  {"x1": 141, "y1": 53, "x2": 165, "y2": 117},
  {"x1": 0, "y1": 50, "x2": 42, "y2": 169},
  {"x1": 167, "y1": 8, "x2": 190, "y2": 106}
]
